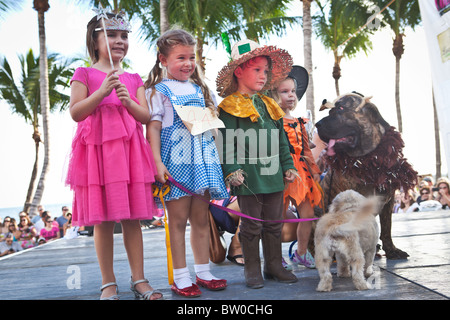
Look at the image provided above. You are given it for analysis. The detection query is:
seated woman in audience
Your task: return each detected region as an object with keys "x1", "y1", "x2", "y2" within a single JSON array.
[
  {"x1": 435, "y1": 177, "x2": 450, "y2": 209},
  {"x1": 1, "y1": 216, "x2": 12, "y2": 241},
  {"x1": 39, "y1": 218, "x2": 60, "y2": 242},
  {"x1": 7, "y1": 219, "x2": 22, "y2": 241},
  {"x1": 398, "y1": 190, "x2": 419, "y2": 213},
  {"x1": 17, "y1": 215, "x2": 37, "y2": 249}
]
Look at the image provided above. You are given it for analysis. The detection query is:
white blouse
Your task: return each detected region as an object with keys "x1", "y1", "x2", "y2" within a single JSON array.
[{"x1": 145, "y1": 80, "x2": 218, "y2": 128}]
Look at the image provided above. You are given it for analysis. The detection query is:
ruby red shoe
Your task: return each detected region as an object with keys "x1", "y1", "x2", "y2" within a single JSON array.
[
  {"x1": 196, "y1": 276, "x2": 227, "y2": 291},
  {"x1": 171, "y1": 283, "x2": 202, "y2": 298}
]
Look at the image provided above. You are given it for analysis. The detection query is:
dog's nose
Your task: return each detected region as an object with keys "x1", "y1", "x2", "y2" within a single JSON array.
[{"x1": 315, "y1": 119, "x2": 322, "y2": 128}]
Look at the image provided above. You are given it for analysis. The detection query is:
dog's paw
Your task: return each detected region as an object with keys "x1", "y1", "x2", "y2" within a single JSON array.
[
  {"x1": 385, "y1": 247, "x2": 409, "y2": 260},
  {"x1": 316, "y1": 280, "x2": 333, "y2": 292},
  {"x1": 354, "y1": 279, "x2": 369, "y2": 290}
]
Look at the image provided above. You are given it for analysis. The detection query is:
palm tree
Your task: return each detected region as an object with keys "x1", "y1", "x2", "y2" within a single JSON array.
[
  {"x1": 135, "y1": 0, "x2": 299, "y2": 71},
  {"x1": 370, "y1": 0, "x2": 421, "y2": 133},
  {"x1": 314, "y1": 0, "x2": 374, "y2": 96},
  {"x1": 229, "y1": 0, "x2": 299, "y2": 42},
  {"x1": 136, "y1": 0, "x2": 239, "y2": 71},
  {"x1": 84, "y1": 0, "x2": 142, "y2": 15},
  {"x1": 301, "y1": 0, "x2": 315, "y2": 122},
  {"x1": 0, "y1": 50, "x2": 74, "y2": 213},
  {"x1": 29, "y1": 0, "x2": 51, "y2": 217},
  {"x1": 0, "y1": 0, "x2": 23, "y2": 18},
  {"x1": 160, "y1": 0, "x2": 169, "y2": 33}
]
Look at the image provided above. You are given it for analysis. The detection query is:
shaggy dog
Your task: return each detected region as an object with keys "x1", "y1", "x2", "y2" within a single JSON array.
[
  {"x1": 315, "y1": 92, "x2": 417, "y2": 259},
  {"x1": 315, "y1": 190, "x2": 380, "y2": 292}
]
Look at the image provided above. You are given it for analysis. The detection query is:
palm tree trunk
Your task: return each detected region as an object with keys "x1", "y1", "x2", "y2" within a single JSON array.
[
  {"x1": 393, "y1": 33, "x2": 404, "y2": 133},
  {"x1": 332, "y1": 53, "x2": 342, "y2": 96},
  {"x1": 433, "y1": 90, "x2": 441, "y2": 178},
  {"x1": 160, "y1": 0, "x2": 169, "y2": 34},
  {"x1": 29, "y1": 1, "x2": 50, "y2": 217},
  {"x1": 196, "y1": 34, "x2": 205, "y2": 73},
  {"x1": 394, "y1": 56, "x2": 402, "y2": 133},
  {"x1": 333, "y1": 63, "x2": 340, "y2": 96},
  {"x1": 23, "y1": 129, "x2": 41, "y2": 213},
  {"x1": 302, "y1": 0, "x2": 315, "y2": 122}
]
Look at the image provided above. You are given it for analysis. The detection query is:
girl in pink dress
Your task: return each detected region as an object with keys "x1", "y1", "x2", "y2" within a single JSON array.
[{"x1": 66, "y1": 11, "x2": 161, "y2": 300}]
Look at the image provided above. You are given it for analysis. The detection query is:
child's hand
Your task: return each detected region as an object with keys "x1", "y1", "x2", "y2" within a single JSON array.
[
  {"x1": 313, "y1": 173, "x2": 321, "y2": 183},
  {"x1": 116, "y1": 83, "x2": 132, "y2": 107},
  {"x1": 284, "y1": 169, "x2": 296, "y2": 183},
  {"x1": 155, "y1": 162, "x2": 171, "y2": 184},
  {"x1": 99, "y1": 69, "x2": 120, "y2": 98},
  {"x1": 227, "y1": 170, "x2": 244, "y2": 187}
]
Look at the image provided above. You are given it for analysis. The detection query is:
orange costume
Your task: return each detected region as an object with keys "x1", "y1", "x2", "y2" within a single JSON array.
[{"x1": 283, "y1": 117, "x2": 322, "y2": 208}]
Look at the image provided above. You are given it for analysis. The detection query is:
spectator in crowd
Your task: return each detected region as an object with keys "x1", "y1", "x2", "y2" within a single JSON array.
[
  {"x1": 0, "y1": 233, "x2": 23, "y2": 256},
  {"x1": 7, "y1": 219, "x2": 21, "y2": 241},
  {"x1": 56, "y1": 206, "x2": 70, "y2": 238},
  {"x1": 39, "y1": 217, "x2": 60, "y2": 242},
  {"x1": 393, "y1": 190, "x2": 402, "y2": 213},
  {"x1": 417, "y1": 185, "x2": 433, "y2": 204},
  {"x1": 1, "y1": 216, "x2": 11, "y2": 242},
  {"x1": 34, "y1": 211, "x2": 52, "y2": 234},
  {"x1": 435, "y1": 177, "x2": 450, "y2": 209},
  {"x1": 31, "y1": 205, "x2": 45, "y2": 224},
  {"x1": 398, "y1": 190, "x2": 420, "y2": 213},
  {"x1": 17, "y1": 215, "x2": 37, "y2": 249}
]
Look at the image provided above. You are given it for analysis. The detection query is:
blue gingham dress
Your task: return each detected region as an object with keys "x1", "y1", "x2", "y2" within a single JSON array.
[{"x1": 154, "y1": 79, "x2": 229, "y2": 204}]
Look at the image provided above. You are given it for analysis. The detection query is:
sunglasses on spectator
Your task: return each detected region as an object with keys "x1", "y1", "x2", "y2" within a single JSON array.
[{"x1": 421, "y1": 191, "x2": 430, "y2": 195}]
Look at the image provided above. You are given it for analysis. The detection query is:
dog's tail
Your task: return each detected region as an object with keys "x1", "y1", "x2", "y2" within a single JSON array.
[{"x1": 333, "y1": 196, "x2": 381, "y2": 237}]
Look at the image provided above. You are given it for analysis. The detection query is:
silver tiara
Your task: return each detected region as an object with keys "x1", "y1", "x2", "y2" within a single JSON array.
[{"x1": 93, "y1": 5, "x2": 132, "y2": 32}]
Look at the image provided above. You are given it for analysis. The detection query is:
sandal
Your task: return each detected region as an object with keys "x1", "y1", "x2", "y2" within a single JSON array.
[
  {"x1": 100, "y1": 282, "x2": 119, "y2": 300},
  {"x1": 227, "y1": 254, "x2": 244, "y2": 266},
  {"x1": 130, "y1": 278, "x2": 163, "y2": 300}
]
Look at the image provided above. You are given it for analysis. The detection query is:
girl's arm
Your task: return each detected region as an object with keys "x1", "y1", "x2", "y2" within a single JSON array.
[
  {"x1": 146, "y1": 120, "x2": 170, "y2": 183},
  {"x1": 70, "y1": 69, "x2": 120, "y2": 122}
]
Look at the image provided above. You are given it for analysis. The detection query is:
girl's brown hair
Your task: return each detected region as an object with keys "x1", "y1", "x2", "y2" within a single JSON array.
[
  {"x1": 144, "y1": 29, "x2": 216, "y2": 115},
  {"x1": 86, "y1": 12, "x2": 126, "y2": 65}
]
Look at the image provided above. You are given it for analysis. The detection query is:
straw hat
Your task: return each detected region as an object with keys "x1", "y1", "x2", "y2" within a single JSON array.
[{"x1": 216, "y1": 39, "x2": 293, "y2": 98}]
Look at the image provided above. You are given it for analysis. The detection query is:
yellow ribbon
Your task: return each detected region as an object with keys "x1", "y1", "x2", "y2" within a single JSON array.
[
  {"x1": 315, "y1": 180, "x2": 325, "y2": 210},
  {"x1": 152, "y1": 182, "x2": 173, "y2": 285}
]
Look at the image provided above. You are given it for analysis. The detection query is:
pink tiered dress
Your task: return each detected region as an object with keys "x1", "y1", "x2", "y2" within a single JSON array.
[{"x1": 66, "y1": 67, "x2": 157, "y2": 226}]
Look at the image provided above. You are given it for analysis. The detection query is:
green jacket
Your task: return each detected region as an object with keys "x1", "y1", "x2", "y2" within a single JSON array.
[{"x1": 218, "y1": 93, "x2": 295, "y2": 196}]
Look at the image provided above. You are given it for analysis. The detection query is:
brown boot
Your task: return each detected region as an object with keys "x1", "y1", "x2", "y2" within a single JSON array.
[
  {"x1": 261, "y1": 231, "x2": 298, "y2": 283},
  {"x1": 239, "y1": 232, "x2": 264, "y2": 289}
]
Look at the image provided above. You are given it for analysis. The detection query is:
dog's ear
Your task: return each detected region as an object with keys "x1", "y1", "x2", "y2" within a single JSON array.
[
  {"x1": 360, "y1": 102, "x2": 390, "y2": 130},
  {"x1": 319, "y1": 99, "x2": 334, "y2": 111}
]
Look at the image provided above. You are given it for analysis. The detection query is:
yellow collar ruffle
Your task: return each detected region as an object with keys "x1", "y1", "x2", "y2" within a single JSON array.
[{"x1": 218, "y1": 92, "x2": 285, "y2": 122}]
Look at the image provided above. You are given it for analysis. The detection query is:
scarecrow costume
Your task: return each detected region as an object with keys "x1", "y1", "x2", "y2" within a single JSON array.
[{"x1": 216, "y1": 39, "x2": 298, "y2": 288}]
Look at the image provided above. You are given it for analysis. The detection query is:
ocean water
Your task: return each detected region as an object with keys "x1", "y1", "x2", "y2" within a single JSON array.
[{"x1": 0, "y1": 203, "x2": 72, "y2": 221}]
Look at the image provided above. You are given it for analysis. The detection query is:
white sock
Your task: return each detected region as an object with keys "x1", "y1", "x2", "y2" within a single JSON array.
[
  {"x1": 173, "y1": 267, "x2": 193, "y2": 289},
  {"x1": 194, "y1": 263, "x2": 219, "y2": 281}
]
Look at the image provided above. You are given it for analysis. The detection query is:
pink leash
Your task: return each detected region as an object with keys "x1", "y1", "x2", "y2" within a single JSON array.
[{"x1": 166, "y1": 176, "x2": 319, "y2": 223}]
